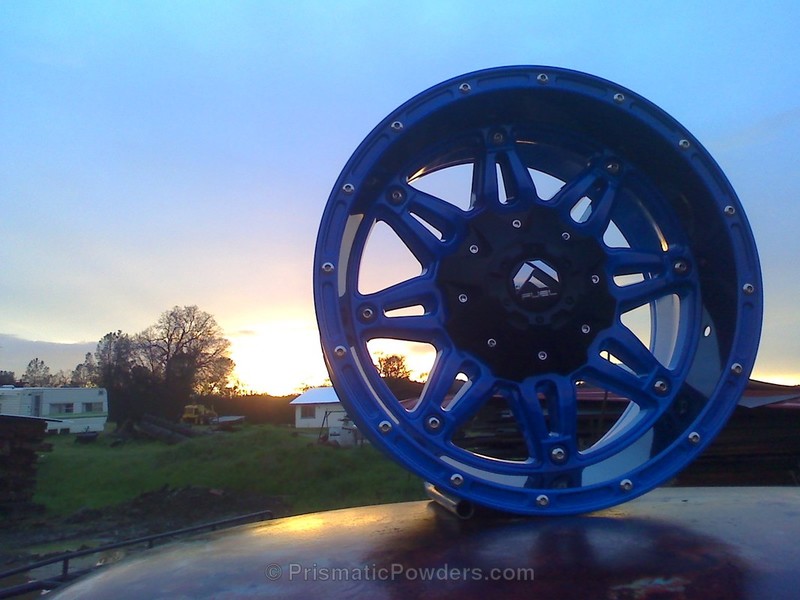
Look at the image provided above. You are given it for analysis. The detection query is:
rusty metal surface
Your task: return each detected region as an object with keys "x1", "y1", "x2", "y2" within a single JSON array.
[{"x1": 52, "y1": 487, "x2": 800, "y2": 599}]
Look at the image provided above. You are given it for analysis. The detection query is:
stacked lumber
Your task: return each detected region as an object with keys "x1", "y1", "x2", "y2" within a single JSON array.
[
  {"x1": 136, "y1": 414, "x2": 198, "y2": 444},
  {"x1": 0, "y1": 415, "x2": 50, "y2": 516}
]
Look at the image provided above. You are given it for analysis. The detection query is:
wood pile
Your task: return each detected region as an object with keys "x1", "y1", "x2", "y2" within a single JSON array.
[
  {"x1": 0, "y1": 415, "x2": 51, "y2": 516},
  {"x1": 136, "y1": 414, "x2": 198, "y2": 444}
]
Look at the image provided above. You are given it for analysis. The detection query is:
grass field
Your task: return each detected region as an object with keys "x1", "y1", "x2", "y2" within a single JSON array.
[{"x1": 33, "y1": 425, "x2": 427, "y2": 517}]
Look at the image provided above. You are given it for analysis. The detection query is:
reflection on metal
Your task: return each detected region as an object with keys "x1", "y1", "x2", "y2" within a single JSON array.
[
  {"x1": 313, "y1": 66, "x2": 763, "y2": 515},
  {"x1": 0, "y1": 510, "x2": 274, "y2": 598},
  {"x1": 52, "y1": 489, "x2": 800, "y2": 599},
  {"x1": 423, "y1": 482, "x2": 474, "y2": 519}
]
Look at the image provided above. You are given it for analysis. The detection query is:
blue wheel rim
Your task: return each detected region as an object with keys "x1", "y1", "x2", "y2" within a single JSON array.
[{"x1": 314, "y1": 66, "x2": 762, "y2": 515}]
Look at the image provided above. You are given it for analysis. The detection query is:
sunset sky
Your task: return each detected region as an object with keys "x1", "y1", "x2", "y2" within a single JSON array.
[{"x1": 1, "y1": 1, "x2": 799, "y2": 394}]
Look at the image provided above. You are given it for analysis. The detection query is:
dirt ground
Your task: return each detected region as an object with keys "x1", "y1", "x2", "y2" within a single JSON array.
[{"x1": 0, "y1": 485, "x2": 289, "y2": 571}]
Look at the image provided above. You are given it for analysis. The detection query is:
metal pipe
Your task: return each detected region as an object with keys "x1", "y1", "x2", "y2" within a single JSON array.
[{"x1": 424, "y1": 482, "x2": 474, "y2": 519}]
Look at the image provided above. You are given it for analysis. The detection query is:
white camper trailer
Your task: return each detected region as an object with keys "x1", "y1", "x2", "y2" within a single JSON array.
[{"x1": 0, "y1": 386, "x2": 108, "y2": 434}]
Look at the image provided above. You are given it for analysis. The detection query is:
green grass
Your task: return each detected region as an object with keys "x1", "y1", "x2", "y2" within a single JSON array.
[{"x1": 33, "y1": 425, "x2": 426, "y2": 516}]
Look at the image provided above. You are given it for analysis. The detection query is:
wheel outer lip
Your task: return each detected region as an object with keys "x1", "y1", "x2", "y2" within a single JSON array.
[{"x1": 313, "y1": 65, "x2": 763, "y2": 515}]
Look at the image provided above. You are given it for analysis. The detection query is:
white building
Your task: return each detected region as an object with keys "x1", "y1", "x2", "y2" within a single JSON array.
[
  {"x1": 0, "y1": 386, "x2": 108, "y2": 433},
  {"x1": 289, "y1": 387, "x2": 344, "y2": 429},
  {"x1": 289, "y1": 387, "x2": 361, "y2": 446}
]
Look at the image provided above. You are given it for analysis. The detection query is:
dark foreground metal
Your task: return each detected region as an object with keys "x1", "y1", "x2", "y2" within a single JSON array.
[
  {"x1": 52, "y1": 488, "x2": 800, "y2": 599},
  {"x1": 0, "y1": 510, "x2": 273, "y2": 599}
]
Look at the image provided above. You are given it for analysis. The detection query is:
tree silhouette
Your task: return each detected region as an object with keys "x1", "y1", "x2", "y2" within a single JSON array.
[
  {"x1": 24, "y1": 358, "x2": 51, "y2": 387},
  {"x1": 376, "y1": 354, "x2": 411, "y2": 380},
  {"x1": 95, "y1": 331, "x2": 135, "y2": 423},
  {"x1": 94, "y1": 307, "x2": 235, "y2": 423},
  {"x1": 71, "y1": 352, "x2": 98, "y2": 387}
]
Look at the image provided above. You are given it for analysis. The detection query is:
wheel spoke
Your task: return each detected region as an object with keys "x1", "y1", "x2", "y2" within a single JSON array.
[
  {"x1": 497, "y1": 147, "x2": 537, "y2": 204},
  {"x1": 604, "y1": 323, "x2": 662, "y2": 377},
  {"x1": 406, "y1": 187, "x2": 467, "y2": 242},
  {"x1": 415, "y1": 348, "x2": 466, "y2": 413},
  {"x1": 359, "y1": 312, "x2": 444, "y2": 345},
  {"x1": 612, "y1": 274, "x2": 680, "y2": 312},
  {"x1": 550, "y1": 165, "x2": 601, "y2": 215},
  {"x1": 575, "y1": 179, "x2": 619, "y2": 237},
  {"x1": 509, "y1": 382, "x2": 550, "y2": 460},
  {"x1": 383, "y1": 211, "x2": 443, "y2": 266},
  {"x1": 364, "y1": 275, "x2": 436, "y2": 314},
  {"x1": 581, "y1": 353, "x2": 658, "y2": 411},
  {"x1": 606, "y1": 247, "x2": 665, "y2": 276},
  {"x1": 470, "y1": 152, "x2": 500, "y2": 210},
  {"x1": 548, "y1": 376, "x2": 579, "y2": 440},
  {"x1": 443, "y1": 371, "x2": 496, "y2": 430}
]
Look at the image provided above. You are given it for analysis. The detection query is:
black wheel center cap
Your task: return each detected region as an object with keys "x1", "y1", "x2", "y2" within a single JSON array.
[{"x1": 435, "y1": 205, "x2": 617, "y2": 380}]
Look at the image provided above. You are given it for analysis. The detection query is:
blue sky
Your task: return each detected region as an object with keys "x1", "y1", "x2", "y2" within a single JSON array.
[{"x1": 1, "y1": 1, "x2": 798, "y2": 393}]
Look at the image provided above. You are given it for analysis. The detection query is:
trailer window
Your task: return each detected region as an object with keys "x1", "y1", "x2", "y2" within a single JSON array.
[
  {"x1": 83, "y1": 402, "x2": 104, "y2": 413},
  {"x1": 50, "y1": 403, "x2": 74, "y2": 414}
]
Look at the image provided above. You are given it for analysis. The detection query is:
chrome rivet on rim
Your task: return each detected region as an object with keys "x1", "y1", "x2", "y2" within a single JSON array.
[
  {"x1": 743, "y1": 283, "x2": 755, "y2": 295},
  {"x1": 688, "y1": 431, "x2": 701, "y2": 444},
  {"x1": 537, "y1": 73, "x2": 549, "y2": 84},
  {"x1": 469, "y1": 244, "x2": 479, "y2": 254},
  {"x1": 458, "y1": 82, "x2": 471, "y2": 93},
  {"x1": 378, "y1": 421, "x2": 392, "y2": 434},
  {"x1": 342, "y1": 183, "x2": 355, "y2": 194},
  {"x1": 550, "y1": 447, "x2": 566, "y2": 463},
  {"x1": 620, "y1": 479, "x2": 633, "y2": 492},
  {"x1": 673, "y1": 260, "x2": 689, "y2": 274},
  {"x1": 653, "y1": 379, "x2": 669, "y2": 394},
  {"x1": 427, "y1": 416, "x2": 441, "y2": 430},
  {"x1": 679, "y1": 139, "x2": 691, "y2": 149},
  {"x1": 390, "y1": 120, "x2": 404, "y2": 131},
  {"x1": 724, "y1": 205, "x2": 736, "y2": 216},
  {"x1": 613, "y1": 93, "x2": 625, "y2": 103},
  {"x1": 536, "y1": 494, "x2": 550, "y2": 507},
  {"x1": 487, "y1": 338, "x2": 497, "y2": 348},
  {"x1": 321, "y1": 262, "x2": 335, "y2": 273},
  {"x1": 731, "y1": 363, "x2": 744, "y2": 375},
  {"x1": 333, "y1": 346, "x2": 347, "y2": 358},
  {"x1": 581, "y1": 324, "x2": 591, "y2": 334},
  {"x1": 538, "y1": 351, "x2": 548, "y2": 361},
  {"x1": 450, "y1": 473, "x2": 464, "y2": 486},
  {"x1": 458, "y1": 293, "x2": 468, "y2": 303}
]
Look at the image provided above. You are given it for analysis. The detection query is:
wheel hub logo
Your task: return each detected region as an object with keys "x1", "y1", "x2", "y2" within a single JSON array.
[{"x1": 512, "y1": 259, "x2": 561, "y2": 305}]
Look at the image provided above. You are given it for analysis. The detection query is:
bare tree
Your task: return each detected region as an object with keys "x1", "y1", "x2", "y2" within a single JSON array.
[
  {"x1": 92, "y1": 309, "x2": 235, "y2": 423},
  {"x1": 136, "y1": 305, "x2": 232, "y2": 391},
  {"x1": 71, "y1": 352, "x2": 98, "y2": 387},
  {"x1": 51, "y1": 370, "x2": 70, "y2": 387},
  {"x1": 134, "y1": 306, "x2": 234, "y2": 418},
  {"x1": 24, "y1": 358, "x2": 52, "y2": 387}
]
